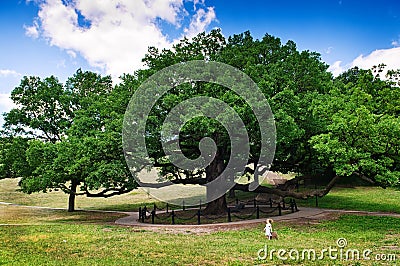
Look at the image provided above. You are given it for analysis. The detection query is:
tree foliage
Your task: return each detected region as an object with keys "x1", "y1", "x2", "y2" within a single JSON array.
[
  {"x1": 132, "y1": 30, "x2": 340, "y2": 213},
  {"x1": 2, "y1": 69, "x2": 136, "y2": 211},
  {"x1": 311, "y1": 67, "x2": 400, "y2": 188},
  {"x1": 137, "y1": 30, "x2": 400, "y2": 210},
  {"x1": 2, "y1": 30, "x2": 399, "y2": 214},
  {"x1": 0, "y1": 136, "x2": 32, "y2": 180}
]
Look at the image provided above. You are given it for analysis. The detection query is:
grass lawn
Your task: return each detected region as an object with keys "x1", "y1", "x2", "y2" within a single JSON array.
[
  {"x1": 3, "y1": 178, "x2": 400, "y2": 214},
  {"x1": 0, "y1": 178, "x2": 160, "y2": 212},
  {"x1": 1, "y1": 204, "x2": 399, "y2": 265},
  {"x1": 298, "y1": 186, "x2": 400, "y2": 213},
  {"x1": 1, "y1": 179, "x2": 400, "y2": 265}
]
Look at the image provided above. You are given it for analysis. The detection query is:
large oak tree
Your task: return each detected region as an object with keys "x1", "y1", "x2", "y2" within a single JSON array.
[{"x1": 129, "y1": 30, "x2": 338, "y2": 214}]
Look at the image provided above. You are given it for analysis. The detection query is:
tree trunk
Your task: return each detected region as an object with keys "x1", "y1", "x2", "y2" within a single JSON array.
[
  {"x1": 203, "y1": 149, "x2": 228, "y2": 215},
  {"x1": 204, "y1": 194, "x2": 227, "y2": 214},
  {"x1": 228, "y1": 189, "x2": 235, "y2": 198},
  {"x1": 68, "y1": 180, "x2": 78, "y2": 212}
]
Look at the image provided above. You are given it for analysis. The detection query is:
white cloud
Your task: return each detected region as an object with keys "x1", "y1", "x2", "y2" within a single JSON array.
[
  {"x1": 183, "y1": 7, "x2": 216, "y2": 38},
  {"x1": 391, "y1": 36, "x2": 400, "y2": 47},
  {"x1": 0, "y1": 93, "x2": 15, "y2": 113},
  {"x1": 66, "y1": 50, "x2": 76, "y2": 58},
  {"x1": 0, "y1": 70, "x2": 22, "y2": 78},
  {"x1": 27, "y1": 0, "x2": 217, "y2": 80},
  {"x1": 327, "y1": 61, "x2": 346, "y2": 77},
  {"x1": 24, "y1": 25, "x2": 39, "y2": 39},
  {"x1": 0, "y1": 93, "x2": 15, "y2": 126},
  {"x1": 325, "y1": 46, "x2": 333, "y2": 54},
  {"x1": 24, "y1": 20, "x2": 40, "y2": 39},
  {"x1": 328, "y1": 47, "x2": 400, "y2": 77},
  {"x1": 351, "y1": 47, "x2": 400, "y2": 75},
  {"x1": 193, "y1": 0, "x2": 205, "y2": 10}
]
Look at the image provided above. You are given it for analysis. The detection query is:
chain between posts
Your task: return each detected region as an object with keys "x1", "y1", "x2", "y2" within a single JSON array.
[{"x1": 138, "y1": 198, "x2": 298, "y2": 224}]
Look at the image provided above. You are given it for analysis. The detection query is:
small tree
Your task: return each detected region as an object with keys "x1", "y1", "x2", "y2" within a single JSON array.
[{"x1": 2, "y1": 70, "x2": 137, "y2": 211}]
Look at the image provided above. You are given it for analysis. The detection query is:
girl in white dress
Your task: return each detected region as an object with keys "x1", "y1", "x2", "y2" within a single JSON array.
[{"x1": 264, "y1": 219, "x2": 273, "y2": 240}]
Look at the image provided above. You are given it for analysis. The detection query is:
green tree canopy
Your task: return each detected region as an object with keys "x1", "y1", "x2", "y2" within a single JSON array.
[
  {"x1": 0, "y1": 136, "x2": 32, "y2": 180},
  {"x1": 127, "y1": 30, "x2": 339, "y2": 213},
  {"x1": 2, "y1": 69, "x2": 137, "y2": 211},
  {"x1": 2, "y1": 30, "x2": 399, "y2": 215},
  {"x1": 311, "y1": 67, "x2": 400, "y2": 190}
]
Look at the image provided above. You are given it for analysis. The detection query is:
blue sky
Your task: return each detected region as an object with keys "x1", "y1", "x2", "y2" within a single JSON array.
[{"x1": 1, "y1": 0, "x2": 400, "y2": 125}]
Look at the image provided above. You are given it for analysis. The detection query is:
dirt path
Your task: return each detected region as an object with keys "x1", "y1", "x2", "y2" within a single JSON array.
[
  {"x1": 114, "y1": 207, "x2": 400, "y2": 233},
  {"x1": 2, "y1": 201, "x2": 400, "y2": 233}
]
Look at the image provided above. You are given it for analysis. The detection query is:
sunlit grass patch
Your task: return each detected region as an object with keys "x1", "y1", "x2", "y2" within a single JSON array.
[
  {"x1": 298, "y1": 186, "x2": 400, "y2": 213},
  {"x1": 0, "y1": 205, "x2": 126, "y2": 225}
]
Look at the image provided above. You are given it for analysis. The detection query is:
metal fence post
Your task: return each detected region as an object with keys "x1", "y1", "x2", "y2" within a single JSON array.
[
  {"x1": 228, "y1": 208, "x2": 231, "y2": 222},
  {"x1": 278, "y1": 203, "x2": 282, "y2": 216},
  {"x1": 151, "y1": 210, "x2": 155, "y2": 224},
  {"x1": 171, "y1": 210, "x2": 175, "y2": 225},
  {"x1": 256, "y1": 206, "x2": 259, "y2": 219},
  {"x1": 290, "y1": 199, "x2": 295, "y2": 213},
  {"x1": 142, "y1": 206, "x2": 147, "y2": 223},
  {"x1": 197, "y1": 210, "x2": 201, "y2": 225}
]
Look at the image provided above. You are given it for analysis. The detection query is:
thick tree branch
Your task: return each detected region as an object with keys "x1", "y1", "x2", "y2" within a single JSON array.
[
  {"x1": 233, "y1": 175, "x2": 341, "y2": 199},
  {"x1": 59, "y1": 183, "x2": 85, "y2": 196},
  {"x1": 354, "y1": 172, "x2": 376, "y2": 184},
  {"x1": 84, "y1": 187, "x2": 134, "y2": 198},
  {"x1": 276, "y1": 175, "x2": 307, "y2": 191},
  {"x1": 170, "y1": 177, "x2": 207, "y2": 185}
]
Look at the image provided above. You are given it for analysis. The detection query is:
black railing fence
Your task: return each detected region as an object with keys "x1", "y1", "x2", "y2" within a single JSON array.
[{"x1": 138, "y1": 197, "x2": 299, "y2": 225}]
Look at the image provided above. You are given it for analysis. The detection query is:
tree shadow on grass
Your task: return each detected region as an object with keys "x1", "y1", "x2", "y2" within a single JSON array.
[{"x1": 49, "y1": 210, "x2": 127, "y2": 224}]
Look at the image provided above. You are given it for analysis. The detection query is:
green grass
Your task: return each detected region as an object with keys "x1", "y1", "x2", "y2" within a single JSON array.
[
  {"x1": 0, "y1": 205, "x2": 126, "y2": 225},
  {"x1": 0, "y1": 178, "x2": 161, "y2": 212},
  {"x1": 1, "y1": 204, "x2": 399, "y2": 265},
  {"x1": 3, "y1": 178, "x2": 400, "y2": 214},
  {"x1": 1, "y1": 179, "x2": 400, "y2": 265},
  {"x1": 298, "y1": 186, "x2": 400, "y2": 213},
  {"x1": 0, "y1": 180, "x2": 400, "y2": 265}
]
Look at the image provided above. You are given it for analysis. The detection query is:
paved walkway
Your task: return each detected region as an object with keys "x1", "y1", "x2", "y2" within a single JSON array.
[
  {"x1": 114, "y1": 207, "x2": 400, "y2": 233},
  {"x1": 3, "y1": 201, "x2": 400, "y2": 232},
  {"x1": 116, "y1": 207, "x2": 326, "y2": 227}
]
